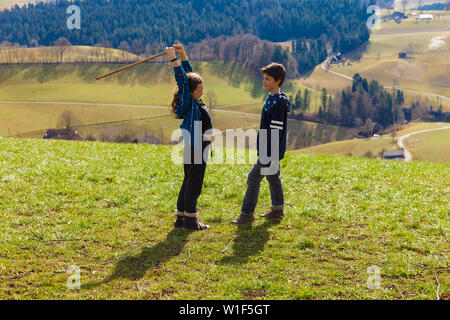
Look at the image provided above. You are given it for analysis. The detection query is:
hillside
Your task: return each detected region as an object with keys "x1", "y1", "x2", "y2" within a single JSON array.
[
  {"x1": 296, "y1": 122, "x2": 450, "y2": 162},
  {"x1": 403, "y1": 128, "x2": 450, "y2": 162},
  {"x1": 0, "y1": 138, "x2": 448, "y2": 299},
  {"x1": 297, "y1": 12, "x2": 450, "y2": 112},
  {"x1": 0, "y1": 62, "x2": 355, "y2": 149},
  {"x1": 0, "y1": 0, "x2": 369, "y2": 53}
]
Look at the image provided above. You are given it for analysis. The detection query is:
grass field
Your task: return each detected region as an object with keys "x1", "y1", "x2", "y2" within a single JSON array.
[
  {"x1": 295, "y1": 122, "x2": 450, "y2": 163},
  {"x1": 403, "y1": 129, "x2": 450, "y2": 163},
  {"x1": 0, "y1": 0, "x2": 45, "y2": 10},
  {"x1": 296, "y1": 137, "x2": 397, "y2": 159},
  {"x1": 394, "y1": 121, "x2": 450, "y2": 136},
  {"x1": 0, "y1": 102, "x2": 169, "y2": 137},
  {"x1": 0, "y1": 138, "x2": 448, "y2": 299},
  {"x1": 0, "y1": 45, "x2": 140, "y2": 64},
  {"x1": 0, "y1": 62, "x2": 329, "y2": 145},
  {"x1": 0, "y1": 62, "x2": 267, "y2": 105}
]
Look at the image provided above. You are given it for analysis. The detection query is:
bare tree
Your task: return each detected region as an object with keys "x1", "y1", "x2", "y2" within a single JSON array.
[
  {"x1": 57, "y1": 110, "x2": 82, "y2": 131},
  {"x1": 118, "y1": 40, "x2": 131, "y2": 63},
  {"x1": 54, "y1": 37, "x2": 72, "y2": 63},
  {"x1": 97, "y1": 40, "x2": 112, "y2": 63},
  {"x1": 29, "y1": 39, "x2": 39, "y2": 48},
  {"x1": 203, "y1": 90, "x2": 218, "y2": 109}
]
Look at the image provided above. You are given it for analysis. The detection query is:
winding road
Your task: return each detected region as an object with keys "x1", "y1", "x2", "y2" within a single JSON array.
[
  {"x1": 320, "y1": 60, "x2": 450, "y2": 102},
  {"x1": 396, "y1": 126, "x2": 450, "y2": 162}
]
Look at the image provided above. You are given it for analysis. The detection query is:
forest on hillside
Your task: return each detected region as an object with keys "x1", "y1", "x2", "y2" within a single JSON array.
[
  {"x1": 0, "y1": 0, "x2": 371, "y2": 75},
  {"x1": 291, "y1": 74, "x2": 450, "y2": 132}
]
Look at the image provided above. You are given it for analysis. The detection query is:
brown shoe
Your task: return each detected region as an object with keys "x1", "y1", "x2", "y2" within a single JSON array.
[
  {"x1": 182, "y1": 213, "x2": 209, "y2": 231},
  {"x1": 230, "y1": 213, "x2": 255, "y2": 225},
  {"x1": 260, "y1": 207, "x2": 284, "y2": 219},
  {"x1": 174, "y1": 211, "x2": 184, "y2": 229}
]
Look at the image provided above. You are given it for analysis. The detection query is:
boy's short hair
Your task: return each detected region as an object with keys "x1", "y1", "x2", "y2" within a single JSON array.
[{"x1": 261, "y1": 63, "x2": 286, "y2": 87}]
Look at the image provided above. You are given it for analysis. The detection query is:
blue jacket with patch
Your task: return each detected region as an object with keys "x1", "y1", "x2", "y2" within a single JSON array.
[
  {"x1": 173, "y1": 60, "x2": 201, "y2": 147},
  {"x1": 257, "y1": 91, "x2": 291, "y2": 161}
]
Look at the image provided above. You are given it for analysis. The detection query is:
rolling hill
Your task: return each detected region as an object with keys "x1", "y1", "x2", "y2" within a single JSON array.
[
  {"x1": 297, "y1": 12, "x2": 450, "y2": 112},
  {"x1": 296, "y1": 122, "x2": 450, "y2": 163},
  {"x1": 0, "y1": 138, "x2": 448, "y2": 299},
  {"x1": 0, "y1": 60, "x2": 354, "y2": 149}
]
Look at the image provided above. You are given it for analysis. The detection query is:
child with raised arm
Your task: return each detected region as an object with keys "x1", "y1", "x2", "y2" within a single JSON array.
[{"x1": 167, "y1": 44, "x2": 213, "y2": 231}]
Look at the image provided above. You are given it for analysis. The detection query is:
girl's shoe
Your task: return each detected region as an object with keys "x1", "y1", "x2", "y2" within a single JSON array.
[
  {"x1": 182, "y1": 213, "x2": 209, "y2": 230},
  {"x1": 174, "y1": 211, "x2": 185, "y2": 229}
]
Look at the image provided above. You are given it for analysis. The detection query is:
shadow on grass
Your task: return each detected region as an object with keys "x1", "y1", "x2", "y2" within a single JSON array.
[
  {"x1": 83, "y1": 228, "x2": 193, "y2": 289},
  {"x1": 219, "y1": 219, "x2": 281, "y2": 265}
]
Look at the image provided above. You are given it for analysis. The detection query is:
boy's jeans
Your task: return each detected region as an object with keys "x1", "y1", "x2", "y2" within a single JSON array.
[{"x1": 241, "y1": 159, "x2": 284, "y2": 216}]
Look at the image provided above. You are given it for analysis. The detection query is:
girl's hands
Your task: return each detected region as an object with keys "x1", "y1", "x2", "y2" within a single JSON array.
[
  {"x1": 166, "y1": 47, "x2": 176, "y2": 60},
  {"x1": 173, "y1": 43, "x2": 188, "y2": 61},
  {"x1": 173, "y1": 44, "x2": 185, "y2": 54},
  {"x1": 166, "y1": 47, "x2": 180, "y2": 66}
]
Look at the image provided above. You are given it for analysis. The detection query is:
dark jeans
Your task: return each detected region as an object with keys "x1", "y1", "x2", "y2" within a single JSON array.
[
  {"x1": 177, "y1": 144, "x2": 210, "y2": 214},
  {"x1": 241, "y1": 159, "x2": 284, "y2": 216}
]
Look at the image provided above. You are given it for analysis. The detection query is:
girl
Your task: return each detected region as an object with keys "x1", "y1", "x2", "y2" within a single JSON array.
[{"x1": 167, "y1": 44, "x2": 212, "y2": 231}]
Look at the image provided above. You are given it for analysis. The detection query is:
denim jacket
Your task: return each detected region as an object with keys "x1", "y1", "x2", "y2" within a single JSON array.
[{"x1": 173, "y1": 60, "x2": 201, "y2": 148}]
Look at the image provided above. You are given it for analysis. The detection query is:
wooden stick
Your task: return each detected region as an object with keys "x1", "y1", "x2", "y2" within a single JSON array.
[{"x1": 96, "y1": 51, "x2": 168, "y2": 80}]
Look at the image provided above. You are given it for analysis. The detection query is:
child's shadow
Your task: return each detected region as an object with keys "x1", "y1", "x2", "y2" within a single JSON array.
[
  {"x1": 83, "y1": 229, "x2": 193, "y2": 289},
  {"x1": 219, "y1": 219, "x2": 280, "y2": 265}
]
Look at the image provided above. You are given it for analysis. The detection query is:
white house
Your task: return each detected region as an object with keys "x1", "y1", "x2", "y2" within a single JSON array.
[{"x1": 418, "y1": 14, "x2": 434, "y2": 21}]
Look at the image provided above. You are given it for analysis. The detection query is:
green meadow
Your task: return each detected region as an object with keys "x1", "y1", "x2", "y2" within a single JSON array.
[
  {"x1": 0, "y1": 138, "x2": 448, "y2": 299},
  {"x1": 403, "y1": 129, "x2": 450, "y2": 163}
]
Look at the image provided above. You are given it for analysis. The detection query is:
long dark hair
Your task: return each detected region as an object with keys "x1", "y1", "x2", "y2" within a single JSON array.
[{"x1": 170, "y1": 72, "x2": 203, "y2": 118}]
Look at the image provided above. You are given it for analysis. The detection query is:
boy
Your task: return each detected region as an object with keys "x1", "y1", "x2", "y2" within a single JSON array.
[{"x1": 230, "y1": 63, "x2": 291, "y2": 225}]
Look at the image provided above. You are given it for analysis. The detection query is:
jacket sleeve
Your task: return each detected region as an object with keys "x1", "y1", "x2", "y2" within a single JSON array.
[
  {"x1": 174, "y1": 65, "x2": 192, "y2": 119},
  {"x1": 266, "y1": 99, "x2": 287, "y2": 158},
  {"x1": 181, "y1": 60, "x2": 194, "y2": 73},
  {"x1": 268, "y1": 100, "x2": 286, "y2": 132}
]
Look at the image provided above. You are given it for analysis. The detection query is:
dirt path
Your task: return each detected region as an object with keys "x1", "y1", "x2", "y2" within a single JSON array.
[
  {"x1": 0, "y1": 100, "x2": 260, "y2": 138},
  {"x1": 0, "y1": 100, "x2": 260, "y2": 115},
  {"x1": 397, "y1": 127, "x2": 450, "y2": 162}
]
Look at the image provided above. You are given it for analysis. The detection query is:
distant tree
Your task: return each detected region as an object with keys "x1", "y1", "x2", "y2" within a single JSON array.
[
  {"x1": 54, "y1": 37, "x2": 72, "y2": 63},
  {"x1": 131, "y1": 39, "x2": 144, "y2": 56},
  {"x1": 303, "y1": 88, "x2": 311, "y2": 112},
  {"x1": 203, "y1": 90, "x2": 217, "y2": 109},
  {"x1": 57, "y1": 110, "x2": 83, "y2": 139},
  {"x1": 364, "y1": 118, "x2": 374, "y2": 137},
  {"x1": 118, "y1": 41, "x2": 131, "y2": 62},
  {"x1": 29, "y1": 39, "x2": 39, "y2": 48},
  {"x1": 271, "y1": 45, "x2": 284, "y2": 63},
  {"x1": 321, "y1": 88, "x2": 328, "y2": 114},
  {"x1": 294, "y1": 89, "x2": 303, "y2": 112},
  {"x1": 97, "y1": 40, "x2": 112, "y2": 62}
]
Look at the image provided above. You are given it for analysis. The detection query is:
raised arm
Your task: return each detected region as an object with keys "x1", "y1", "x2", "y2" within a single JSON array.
[
  {"x1": 174, "y1": 43, "x2": 194, "y2": 73},
  {"x1": 167, "y1": 46, "x2": 191, "y2": 119}
]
